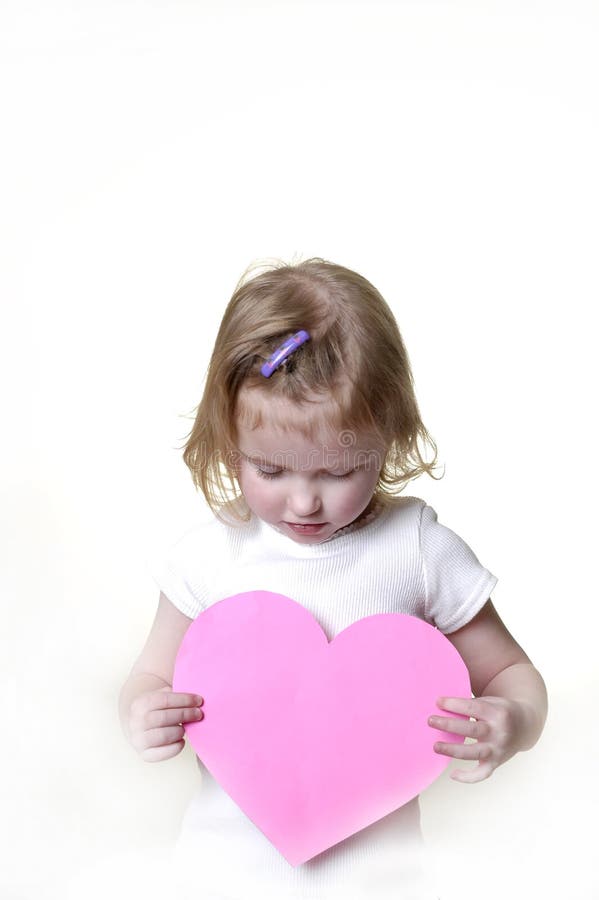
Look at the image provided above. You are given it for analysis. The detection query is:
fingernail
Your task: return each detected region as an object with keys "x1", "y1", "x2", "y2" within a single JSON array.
[{"x1": 196, "y1": 695, "x2": 203, "y2": 705}]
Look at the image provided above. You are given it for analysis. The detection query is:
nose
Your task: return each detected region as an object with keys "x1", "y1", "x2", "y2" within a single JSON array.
[{"x1": 287, "y1": 481, "x2": 322, "y2": 519}]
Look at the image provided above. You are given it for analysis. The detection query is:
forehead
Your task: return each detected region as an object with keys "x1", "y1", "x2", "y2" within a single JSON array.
[
  {"x1": 236, "y1": 385, "x2": 345, "y2": 442},
  {"x1": 235, "y1": 387, "x2": 383, "y2": 463}
]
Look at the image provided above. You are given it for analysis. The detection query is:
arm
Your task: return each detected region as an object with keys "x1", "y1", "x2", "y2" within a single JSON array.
[
  {"x1": 428, "y1": 599, "x2": 548, "y2": 783},
  {"x1": 119, "y1": 592, "x2": 204, "y2": 762}
]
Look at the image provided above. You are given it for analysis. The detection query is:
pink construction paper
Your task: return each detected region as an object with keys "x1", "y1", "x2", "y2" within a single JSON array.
[{"x1": 173, "y1": 590, "x2": 470, "y2": 867}]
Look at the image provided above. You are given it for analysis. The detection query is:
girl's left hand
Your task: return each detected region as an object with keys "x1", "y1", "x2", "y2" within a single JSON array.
[{"x1": 428, "y1": 695, "x2": 530, "y2": 784}]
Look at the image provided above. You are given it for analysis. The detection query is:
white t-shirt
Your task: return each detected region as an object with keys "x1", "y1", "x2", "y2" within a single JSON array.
[{"x1": 148, "y1": 496, "x2": 497, "y2": 900}]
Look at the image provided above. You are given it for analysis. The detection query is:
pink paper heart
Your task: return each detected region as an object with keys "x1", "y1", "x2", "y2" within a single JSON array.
[{"x1": 173, "y1": 590, "x2": 470, "y2": 866}]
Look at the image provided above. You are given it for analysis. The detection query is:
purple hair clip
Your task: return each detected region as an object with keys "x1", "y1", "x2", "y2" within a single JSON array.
[{"x1": 260, "y1": 330, "x2": 310, "y2": 378}]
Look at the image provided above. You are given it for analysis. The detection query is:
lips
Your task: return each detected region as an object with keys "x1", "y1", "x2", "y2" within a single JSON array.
[{"x1": 285, "y1": 522, "x2": 327, "y2": 535}]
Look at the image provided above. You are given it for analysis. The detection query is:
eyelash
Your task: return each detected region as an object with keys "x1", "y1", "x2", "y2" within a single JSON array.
[
  {"x1": 254, "y1": 467, "x2": 353, "y2": 481},
  {"x1": 255, "y1": 468, "x2": 280, "y2": 480}
]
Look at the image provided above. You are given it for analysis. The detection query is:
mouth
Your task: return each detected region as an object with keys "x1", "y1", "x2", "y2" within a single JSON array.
[{"x1": 284, "y1": 522, "x2": 327, "y2": 535}]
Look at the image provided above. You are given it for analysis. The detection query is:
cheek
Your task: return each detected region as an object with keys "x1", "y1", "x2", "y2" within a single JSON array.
[
  {"x1": 340, "y1": 474, "x2": 378, "y2": 511},
  {"x1": 238, "y1": 469, "x2": 275, "y2": 510}
]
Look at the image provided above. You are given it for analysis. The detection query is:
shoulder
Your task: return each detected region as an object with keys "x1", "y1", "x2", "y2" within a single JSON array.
[
  {"x1": 159, "y1": 500, "x2": 257, "y2": 563},
  {"x1": 376, "y1": 495, "x2": 427, "y2": 532},
  {"x1": 416, "y1": 502, "x2": 483, "y2": 559},
  {"x1": 413, "y1": 502, "x2": 498, "y2": 632},
  {"x1": 146, "y1": 504, "x2": 254, "y2": 618},
  {"x1": 166, "y1": 514, "x2": 224, "y2": 554},
  {"x1": 376, "y1": 496, "x2": 472, "y2": 548}
]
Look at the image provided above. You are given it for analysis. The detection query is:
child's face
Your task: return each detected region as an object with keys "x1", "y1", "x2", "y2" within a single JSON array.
[{"x1": 235, "y1": 410, "x2": 385, "y2": 544}]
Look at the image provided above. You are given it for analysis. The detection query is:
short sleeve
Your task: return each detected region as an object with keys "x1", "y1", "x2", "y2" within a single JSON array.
[
  {"x1": 145, "y1": 525, "x2": 212, "y2": 619},
  {"x1": 419, "y1": 504, "x2": 498, "y2": 633}
]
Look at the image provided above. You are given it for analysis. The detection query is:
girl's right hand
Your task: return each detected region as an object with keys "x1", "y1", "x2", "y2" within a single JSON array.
[{"x1": 128, "y1": 686, "x2": 204, "y2": 762}]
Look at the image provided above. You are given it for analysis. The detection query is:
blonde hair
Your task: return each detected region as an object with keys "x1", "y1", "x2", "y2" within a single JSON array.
[{"x1": 181, "y1": 257, "x2": 440, "y2": 523}]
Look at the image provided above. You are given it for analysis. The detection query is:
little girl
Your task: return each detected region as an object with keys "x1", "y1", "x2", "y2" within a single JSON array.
[{"x1": 119, "y1": 258, "x2": 547, "y2": 900}]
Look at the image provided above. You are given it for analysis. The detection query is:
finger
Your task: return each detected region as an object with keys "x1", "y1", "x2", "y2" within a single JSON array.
[
  {"x1": 152, "y1": 691, "x2": 204, "y2": 710},
  {"x1": 436, "y1": 696, "x2": 484, "y2": 719},
  {"x1": 138, "y1": 724, "x2": 186, "y2": 750},
  {"x1": 428, "y1": 715, "x2": 489, "y2": 740},
  {"x1": 433, "y1": 740, "x2": 492, "y2": 761},
  {"x1": 145, "y1": 705, "x2": 204, "y2": 729},
  {"x1": 450, "y1": 761, "x2": 495, "y2": 784},
  {"x1": 132, "y1": 691, "x2": 203, "y2": 720},
  {"x1": 141, "y1": 740, "x2": 186, "y2": 763}
]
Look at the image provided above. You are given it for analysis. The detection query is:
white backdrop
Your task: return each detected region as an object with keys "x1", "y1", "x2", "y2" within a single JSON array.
[{"x1": 2, "y1": 2, "x2": 597, "y2": 898}]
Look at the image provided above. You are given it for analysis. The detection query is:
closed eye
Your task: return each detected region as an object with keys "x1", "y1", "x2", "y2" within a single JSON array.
[
  {"x1": 254, "y1": 466, "x2": 283, "y2": 480},
  {"x1": 250, "y1": 461, "x2": 357, "y2": 480}
]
